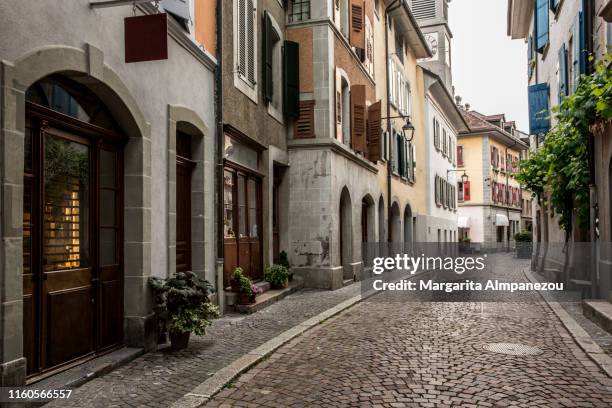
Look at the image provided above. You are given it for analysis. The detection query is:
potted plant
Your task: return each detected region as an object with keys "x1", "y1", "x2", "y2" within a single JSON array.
[
  {"x1": 230, "y1": 267, "x2": 244, "y2": 292},
  {"x1": 514, "y1": 231, "x2": 533, "y2": 259},
  {"x1": 149, "y1": 271, "x2": 220, "y2": 350},
  {"x1": 237, "y1": 275, "x2": 254, "y2": 305},
  {"x1": 250, "y1": 283, "x2": 263, "y2": 303},
  {"x1": 264, "y1": 264, "x2": 289, "y2": 289},
  {"x1": 278, "y1": 251, "x2": 293, "y2": 281}
]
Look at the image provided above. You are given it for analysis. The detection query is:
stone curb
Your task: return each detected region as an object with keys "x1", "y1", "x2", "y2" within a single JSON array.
[
  {"x1": 523, "y1": 268, "x2": 612, "y2": 378},
  {"x1": 170, "y1": 271, "x2": 419, "y2": 408}
]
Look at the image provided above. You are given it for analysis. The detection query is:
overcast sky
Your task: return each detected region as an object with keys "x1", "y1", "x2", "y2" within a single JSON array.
[{"x1": 449, "y1": 0, "x2": 529, "y2": 131}]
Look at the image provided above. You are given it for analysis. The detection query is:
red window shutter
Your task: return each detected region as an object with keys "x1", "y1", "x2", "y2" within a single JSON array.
[
  {"x1": 457, "y1": 145, "x2": 463, "y2": 166},
  {"x1": 463, "y1": 181, "x2": 470, "y2": 201},
  {"x1": 349, "y1": 0, "x2": 365, "y2": 49},
  {"x1": 351, "y1": 84, "x2": 367, "y2": 154},
  {"x1": 294, "y1": 100, "x2": 316, "y2": 139},
  {"x1": 367, "y1": 101, "x2": 382, "y2": 162}
]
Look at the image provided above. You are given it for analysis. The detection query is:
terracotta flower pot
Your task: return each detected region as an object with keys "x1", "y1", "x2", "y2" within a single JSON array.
[
  {"x1": 169, "y1": 331, "x2": 190, "y2": 350},
  {"x1": 238, "y1": 293, "x2": 251, "y2": 305},
  {"x1": 272, "y1": 279, "x2": 289, "y2": 290}
]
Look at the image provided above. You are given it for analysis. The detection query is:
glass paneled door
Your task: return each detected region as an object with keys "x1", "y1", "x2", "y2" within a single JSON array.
[
  {"x1": 223, "y1": 165, "x2": 262, "y2": 285},
  {"x1": 23, "y1": 77, "x2": 124, "y2": 380}
]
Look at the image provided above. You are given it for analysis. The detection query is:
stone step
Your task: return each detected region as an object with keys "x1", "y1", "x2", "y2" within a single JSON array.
[
  {"x1": 583, "y1": 300, "x2": 612, "y2": 335},
  {"x1": 343, "y1": 278, "x2": 354, "y2": 287},
  {"x1": 234, "y1": 278, "x2": 304, "y2": 314},
  {"x1": 253, "y1": 280, "x2": 271, "y2": 293}
]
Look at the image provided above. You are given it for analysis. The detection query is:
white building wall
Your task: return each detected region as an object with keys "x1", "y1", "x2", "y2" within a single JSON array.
[{"x1": 0, "y1": 1, "x2": 217, "y2": 281}]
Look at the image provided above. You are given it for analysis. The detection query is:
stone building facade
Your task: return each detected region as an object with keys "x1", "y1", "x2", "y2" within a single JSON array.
[
  {"x1": 0, "y1": 0, "x2": 217, "y2": 385},
  {"x1": 457, "y1": 109, "x2": 528, "y2": 250}
]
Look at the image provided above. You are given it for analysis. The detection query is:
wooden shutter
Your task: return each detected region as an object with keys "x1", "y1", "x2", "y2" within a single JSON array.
[
  {"x1": 464, "y1": 181, "x2": 470, "y2": 201},
  {"x1": 528, "y1": 83, "x2": 550, "y2": 135},
  {"x1": 490, "y1": 146, "x2": 495, "y2": 166},
  {"x1": 246, "y1": 0, "x2": 255, "y2": 84},
  {"x1": 263, "y1": 11, "x2": 274, "y2": 102},
  {"x1": 457, "y1": 145, "x2": 463, "y2": 166},
  {"x1": 558, "y1": 44, "x2": 567, "y2": 102},
  {"x1": 535, "y1": 0, "x2": 549, "y2": 51},
  {"x1": 350, "y1": 84, "x2": 366, "y2": 154},
  {"x1": 283, "y1": 40, "x2": 300, "y2": 118},
  {"x1": 349, "y1": 0, "x2": 365, "y2": 49},
  {"x1": 238, "y1": 0, "x2": 246, "y2": 77},
  {"x1": 367, "y1": 101, "x2": 382, "y2": 162},
  {"x1": 294, "y1": 100, "x2": 315, "y2": 139}
]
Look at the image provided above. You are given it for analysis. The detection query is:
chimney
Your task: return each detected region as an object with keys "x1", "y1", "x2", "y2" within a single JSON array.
[
  {"x1": 455, "y1": 95, "x2": 463, "y2": 107},
  {"x1": 465, "y1": 103, "x2": 470, "y2": 111}
]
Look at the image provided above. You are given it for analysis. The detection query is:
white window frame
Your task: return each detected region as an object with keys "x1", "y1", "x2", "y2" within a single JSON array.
[
  {"x1": 266, "y1": 13, "x2": 284, "y2": 123},
  {"x1": 233, "y1": 0, "x2": 258, "y2": 103}
]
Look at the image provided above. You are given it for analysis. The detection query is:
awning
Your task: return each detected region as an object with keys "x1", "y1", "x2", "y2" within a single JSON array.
[
  {"x1": 495, "y1": 214, "x2": 509, "y2": 227},
  {"x1": 458, "y1": 217, "x2": 470, "y2": 228}
]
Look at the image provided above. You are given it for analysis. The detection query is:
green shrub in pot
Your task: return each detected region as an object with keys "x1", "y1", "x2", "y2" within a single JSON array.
[
  {"x1": 149, "y1": 271, "x2": 219, "y2": 350},
  {"x1": 264, "y1": 264, "x2": 289, "y2": 289}
]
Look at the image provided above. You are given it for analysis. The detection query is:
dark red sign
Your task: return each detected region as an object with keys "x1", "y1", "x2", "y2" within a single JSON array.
[{"x1": 124, "y1": 13, "x2": 168, "y2": 63}]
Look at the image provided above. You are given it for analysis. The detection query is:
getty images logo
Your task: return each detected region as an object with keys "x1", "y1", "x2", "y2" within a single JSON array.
[{"x1": 372, "y1": 254, "x2": 487, "y2": 275}]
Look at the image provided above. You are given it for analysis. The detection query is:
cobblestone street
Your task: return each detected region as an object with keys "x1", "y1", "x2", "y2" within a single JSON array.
[{"x1": 207, "y1": 253, "x2": 612, "y2": 407}]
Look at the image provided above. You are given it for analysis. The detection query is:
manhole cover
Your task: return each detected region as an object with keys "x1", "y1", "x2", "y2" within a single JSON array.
[{"x1": 482, "y1": 343, "x2": 542, "y2": 356}]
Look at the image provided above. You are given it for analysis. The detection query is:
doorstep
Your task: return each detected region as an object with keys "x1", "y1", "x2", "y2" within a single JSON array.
[
  {"x1": 26, "y1": 347, "x2": 143, "y2": 393},
  {"x1": 234, "y1": 278, "x2": 304, "y2": 314},
  {"x1": 584, "y1": 300, "x2": 612, "y2": 335}
]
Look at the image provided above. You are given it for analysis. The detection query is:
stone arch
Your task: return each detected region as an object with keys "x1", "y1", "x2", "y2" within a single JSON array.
[
  {"x1": 167, "y1": 105, "x2": 211, "y2": 278},
  {"x1": 403, "y1": 204, "x2": 413, "y2": 254},
  {"x1": 361, "y1": 194, "x2": 376, "y2": 266},
  {"x1": 339, "y1": 186, "x2": 353, "y2": 279},
  {"x1": 0, "y1": 44, "x2": 153, "y2": 384},
  {"x1": 390, "y1": 200, "x2": 402, "y2": 248}
]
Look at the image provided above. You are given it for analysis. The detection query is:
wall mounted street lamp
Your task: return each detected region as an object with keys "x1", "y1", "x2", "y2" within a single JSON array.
[
  {"x1": 381, "y1": 115, "x2": 416, "y2": 142},
  {"x1": 447, "y1": 169, "x2": 469, "y2": 184}
]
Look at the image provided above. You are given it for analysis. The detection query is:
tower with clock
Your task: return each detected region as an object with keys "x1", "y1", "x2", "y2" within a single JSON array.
[{"x1": 409, "y1": 0, "x2": 454, "y2": 91}]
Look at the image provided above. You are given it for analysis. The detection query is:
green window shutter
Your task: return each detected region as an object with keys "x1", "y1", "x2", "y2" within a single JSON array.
[
  {"x1": 283, "y1": 40, "x2": 300, "y2": 118},
  {"x1": 558, "y1": 44, "x2": 567, "y2": 102},
  {"x1": 263, "y1": 11, "x2": 274, "y2": 102}
]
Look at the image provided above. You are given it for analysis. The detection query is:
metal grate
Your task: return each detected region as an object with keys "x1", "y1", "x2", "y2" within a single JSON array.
[{"x1": 483, "y1": 343, "x2": 543, "y2": 356}]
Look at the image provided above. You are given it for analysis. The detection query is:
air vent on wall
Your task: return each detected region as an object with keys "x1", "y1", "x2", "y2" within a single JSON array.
[{"x1": 409, "y1": 0, "x2": 436, "y2": 20}]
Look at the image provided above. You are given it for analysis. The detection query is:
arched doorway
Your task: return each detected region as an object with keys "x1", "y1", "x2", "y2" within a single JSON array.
[
  {"x1": 23, "y1": 75, "x2": 126, "y2": 377},
  {"x1": 361, "y1": 195, "x2": 375, "y2": 265},
  {"x1": 403, "y1": 205, "x2": 413, "y2": 254},
  {"x1": 390, "y1": 201, "x2": 401, "y2": 253},
  {"x1": 339, "y1": 187, "x2": 353, "y2": 279}
]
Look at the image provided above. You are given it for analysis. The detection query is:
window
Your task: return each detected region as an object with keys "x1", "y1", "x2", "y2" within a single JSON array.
[
  {"x1": 340, "y1": 0, "x2": 349, "y2": 38},
  {"x1": 288, "y1": 0, "x2": 310, "y2": 22},
  {"x1": 263, "y1": 12, "x2": 283, "y2": 121},
  {"x1": 433, "y1": 118, "x2": 440, "y2": 151},
  {"x1": 534, "y1": 0, "x2": 549, "y2": 52},
  {"x1": 395, "y1": 32, "x2": 404, "y2": 63},
  {"x1": 341, "y1": 77, "x2": 351, "y2": 146},
  {"x1": 442, "y1": 129, "x2": 448, "y2": 157},
  {"x1": 457, "y1": 145, "x2": 464, "y2": 166},
  {"x1": 234, "y1": 0, "x2": 257, "y2": 101}
]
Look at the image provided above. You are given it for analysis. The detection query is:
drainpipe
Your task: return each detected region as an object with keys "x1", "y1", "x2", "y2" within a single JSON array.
[
  {"x1": 505, "y1": 137, "x2": 518, "y2": 251},
  {"x1": 215, "y1": 0, "x2": 225, "y2": 311},
  {"x1": 385, "y1": 0, "x2": 400, "y2": 243}
]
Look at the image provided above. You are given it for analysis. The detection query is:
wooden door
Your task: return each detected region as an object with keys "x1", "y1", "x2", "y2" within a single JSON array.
[
  {"x1": 176, "y1": 157, "x2": 195, "y2": 273},
  {"x1": 223, "y1": 165, "x2": 262, "y2": 284},
  {"x1": 23, "y1": 104, "x2": 125, "y2": 379},
  {"x1": 41, "y1": 131, "x2": 95, "y2": 369}
]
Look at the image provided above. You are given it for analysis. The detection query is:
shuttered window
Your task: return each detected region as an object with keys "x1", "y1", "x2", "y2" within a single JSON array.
[
  {"x1": 535, "y1": 0, "x2": 549, "y2": 52},
  {"x1": 410, "y1": 0, "x2": 436, "y2": 20},
  {"x1": 558, "y1": 44, "x2": 568, "y2": 102},
  {"x1": 294, "y1": 100, "x2": 315, "y2": 138},
  {"x1": 349, "y1": 0, "x2": 365, "y2": 49},
  {"x1": 457, "y1": 145, "x2": 464, "y2": 166},
  {"x1": 351, "y1": 85, "x2": 367, "y2": 154},
  {"x1": 464, "y1": 181, "x2": 471, "y2": 201},
  {"x1": 235, "y1": 0, "x2": 257, "y2": 88},
  {"x1": 528, "y1": 83, "x2": 550, "y2": 135},
  {"x1": 572, "y1": 12, "x2": 586, "y2": 93},
  {"x1": 367, "y1": 101, "x2": 382, "y2": 162}
]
